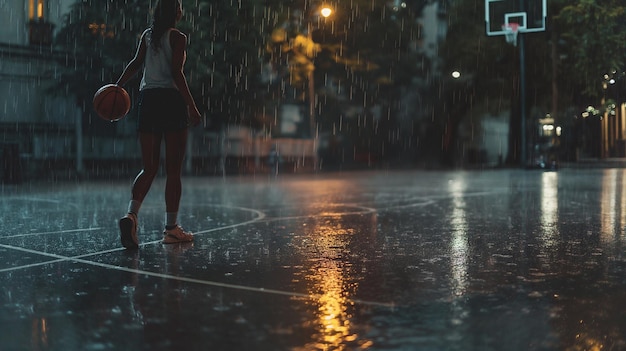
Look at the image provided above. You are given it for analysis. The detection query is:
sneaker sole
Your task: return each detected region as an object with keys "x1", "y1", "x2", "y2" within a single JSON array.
[
  {"x1": 162, "y1": 234, "x2": 193, "y2": 244},
  {"x1": 119, "y1": 217, "x2": 138, "y2": 249}
]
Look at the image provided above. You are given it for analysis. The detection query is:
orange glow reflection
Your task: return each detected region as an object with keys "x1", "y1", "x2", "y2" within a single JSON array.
[
  {"x1": 303, "y1": 219, "x2": 356, "y2": 350},
  {"x1": 293, "y1": 185, "x2": 376, "y2": 350},
  {"x1": 596, "y1": 169, "x2": 626, "y2": 241},
  {"x1": 315, "y1": 263, "x2": 354, "y2": 348},
  {"x1": 31, "y1": 317, "x2": 49, "y2": 349},
  {"x1": 285, "y1": 178, "x2": 377, "y2": 349}
]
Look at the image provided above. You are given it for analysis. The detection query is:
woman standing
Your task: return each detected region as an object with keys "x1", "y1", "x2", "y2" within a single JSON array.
[{"x1": 115, "y1": 0, "x2": 201, "y2": 249}]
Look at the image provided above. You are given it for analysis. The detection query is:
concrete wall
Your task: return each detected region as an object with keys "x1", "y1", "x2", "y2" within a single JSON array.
[{"x1": 458, "y1": 112, "x2": 509, "y2": 167}]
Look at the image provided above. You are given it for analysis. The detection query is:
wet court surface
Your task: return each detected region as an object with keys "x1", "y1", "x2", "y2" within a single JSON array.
[{"x1": 1, "y1": 169, "x2": 626, "y2": 350}]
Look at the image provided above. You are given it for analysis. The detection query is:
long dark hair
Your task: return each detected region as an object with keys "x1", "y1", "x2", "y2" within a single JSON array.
[{"x1": 150, "y1": 0, "x2": 180, "y2": 52}]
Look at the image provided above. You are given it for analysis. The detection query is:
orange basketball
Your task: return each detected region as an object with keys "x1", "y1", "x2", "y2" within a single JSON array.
[{"x1": 93, "y1": 84, "x2": 131, "y2": 121}]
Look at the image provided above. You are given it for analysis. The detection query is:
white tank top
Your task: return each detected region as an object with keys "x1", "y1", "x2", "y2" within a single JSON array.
[{"x1": 140, "y1": 28, "x2": 178, "y2": 90}]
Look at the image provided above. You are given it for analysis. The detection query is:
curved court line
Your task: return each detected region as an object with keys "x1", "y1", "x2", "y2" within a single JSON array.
[
  {"x1": 0, "y1": 243, "x2": 395, "y2": 309},
  {"x1": 0, "y1": 204, "x2": 268, "y2": 271},
  {"x1": 135, "y1": 204, "x2": 269, "y2": 246},
  {"x1": 2, "y1": 227, "x2": 103, "y2": 239},
  {"x1": 3, "y1": 196, "x2": 84, "y2": 210},
  {"x1": 372, "y1": 190, "x2": 499, "y2": 211},
  {"x1": 192, "y1": 205, "x2": 267, "y2": 236},
  {"x1": 264, "y1": 203, "x2": 377, "y2": 222},
  {"x1": 2, "y1": 195, "x2": 507, "y2": 309},
  {"x1": 0, "y1": 204, "x2": 266, "y2": 246},
  {"x1": 0, "y1": 203, "x2": 396, "y2": 307},
  {"x1": 3, "y1": 196, "x2": 66, "y2": 204},
  {"x1": 0, "y1": 190, "x2": 497, "y2": 309},
  {"x1": 0, "y1": 245, "x2": 123, "y2": 273}
]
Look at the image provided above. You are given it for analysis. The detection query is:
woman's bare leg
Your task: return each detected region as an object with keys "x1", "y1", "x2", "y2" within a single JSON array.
[
  {"x1": 131, "y1": 132, "x2": 163, "y2": 203},
  {"x1": 163, "y1": 129, "x2": 188, "y2": 215},
  {"x1": 160, "y1": 129, "x2": 193, "y2": 243},
  {"x1": 120, "y1": 131, "x2": 162, "y2": 249}
]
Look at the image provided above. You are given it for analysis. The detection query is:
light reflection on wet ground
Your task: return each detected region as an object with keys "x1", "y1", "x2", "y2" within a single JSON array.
[{"x1": 1, "y1": 169, "x2": 626, "y2": 350}]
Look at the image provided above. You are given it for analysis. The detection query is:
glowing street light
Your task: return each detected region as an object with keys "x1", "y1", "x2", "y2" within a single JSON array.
[
  {"x1": 320, "y1": 7, "x2": 332, "y2": 18},
  {"x1": 308, "y1": 6, "x2": 333, "y2": 143}
]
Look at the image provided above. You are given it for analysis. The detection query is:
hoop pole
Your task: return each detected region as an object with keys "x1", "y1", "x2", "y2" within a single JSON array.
[{"x1": 519, "y1": 0, "x2": 527, "y2": 168}]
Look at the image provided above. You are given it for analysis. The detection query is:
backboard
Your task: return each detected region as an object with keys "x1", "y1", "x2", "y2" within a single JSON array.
[{"x1": 485, "y1": 0, "x2": 546, "y2": 36}]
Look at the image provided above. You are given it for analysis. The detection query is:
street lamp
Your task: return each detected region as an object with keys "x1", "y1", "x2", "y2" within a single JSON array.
[
  {"x1": 320, "y1": 7, "x2": 332, "y2": 18},
  {"x1": 308, "y1": 6, "x2": 333, "y2": 140}
]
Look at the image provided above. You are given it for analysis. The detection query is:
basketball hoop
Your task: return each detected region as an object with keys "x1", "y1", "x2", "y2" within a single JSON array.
[{"x1": 502, "y1": 23, "x2": 519, "y2": 46}]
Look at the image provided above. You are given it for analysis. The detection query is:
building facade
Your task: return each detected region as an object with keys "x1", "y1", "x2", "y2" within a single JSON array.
[{"x1": 0, "y1": 0, "x2": 78, "y2": 182}]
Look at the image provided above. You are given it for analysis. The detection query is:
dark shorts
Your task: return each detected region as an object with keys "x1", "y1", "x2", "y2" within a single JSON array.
[{"x1": 137, "y1": 88, "x2": 188, "y2": 133}]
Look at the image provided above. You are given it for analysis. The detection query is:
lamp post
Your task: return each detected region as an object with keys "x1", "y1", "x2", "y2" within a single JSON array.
[{"x1": 308, "y1": 6, "x2": 332, "y2": 139}]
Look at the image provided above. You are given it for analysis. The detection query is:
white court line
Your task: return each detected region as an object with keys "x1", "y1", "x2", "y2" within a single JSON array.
[
  {"x1": 2, "y1": 227, "x2": 103, "y2": 239},
  {"x1": 370, "y1": 191, "x2": 499, "y2": 211},
  {"x1": 0, "y1": 245, "x2": 146, "y2": 273},
  {"x1": 260, "y1": 204, "x2": 378, "y2": 222},
  {"x1": 135, "y1": 205, "x2": 268, "y2": 245},
  {"x1": 4, "y1": 196, "x2": 65, "y2": 204},
  {"x1": 193, "y1": 206, "x2": 267, "y2": 235},
  {"x1": 0, "y1": 204, "x2": 268, "y2": 271},
  {"x1": 0, "y1": 203, "x2": 397, "y2": 308},
  {"x1": 0, "y1": 193, "x2": 498, "y2": 308},
  {"x1": 0, "y1": 243, "x2": 394, "y2": 308},
  {"x1": 4, "y1": 196, "x2": 83, "y2": 210}
]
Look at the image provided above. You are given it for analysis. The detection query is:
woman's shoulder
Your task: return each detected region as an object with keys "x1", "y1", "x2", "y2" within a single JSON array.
[
  {"x1": 168, "y1": 28, "x2": 187, "y2": 47},
  {"x1": 169, "y1": 28, "x2": 186, "y2": 39},
  {"x1": 138, "y1": 28, "x2": 152, "y2": 43}
]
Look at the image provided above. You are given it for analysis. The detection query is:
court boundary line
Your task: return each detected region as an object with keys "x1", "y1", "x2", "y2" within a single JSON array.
[
  {"x1": 0, "y1": 242, "x2": 394, "y2": 308},
  {"x1": 0, "y1": 203, "x2": 395, "y2": 308},
  {"x1": 0, "y1": 192, "x2": 498, "y2": 309}
]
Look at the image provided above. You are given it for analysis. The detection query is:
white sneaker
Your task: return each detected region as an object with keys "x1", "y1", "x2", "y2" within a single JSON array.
[{"x1": 163, "y1": 225, "x2": 193, "y2": 244}]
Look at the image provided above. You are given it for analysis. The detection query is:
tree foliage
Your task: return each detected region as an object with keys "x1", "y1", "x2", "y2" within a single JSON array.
[
  {"x1": 52, "y1": 0, "x2": 147, "y2": 134},
  {"x1": 555, "y1": 0, "x2": 626, "y2": 102},
  {"x1": 437, "y1": 0, "x2": 626, "y2": 164},
  {"x1": 53, "y1": 0, "x2": 268, "y2": 131},
  {"x1": 437, "y1": 0, "x2": 529, "y2": 164},
  {"x1": 54, "y1": 0, "x2": 151, "y2": 98},
  {"x1": 51, "y1": 0, "x2": 433, "y2": 165},
  {"x1": 441, "y1": 0, "x2": 626, "y2": 111},
  {"x1": 265, "y1": 0, "x2": 425, "y2": 162},
  {"x1": 178, "y1": 0, "x2": 266, "y2": 130}
]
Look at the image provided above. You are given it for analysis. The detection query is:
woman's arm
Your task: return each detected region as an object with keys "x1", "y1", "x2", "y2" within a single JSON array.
[
  {"x1": 170, "y1": 29, "x2": 201, "y2": 125},
  {"x1": 116, "y1": 30, "x2": 148, "y2": 86}
]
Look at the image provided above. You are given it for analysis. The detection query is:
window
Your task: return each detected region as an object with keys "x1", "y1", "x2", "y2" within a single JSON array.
[
  {"x1": 29, "y1": 0, "x2": 45, "y2": 20},
  {"x1": 28, "y1": 0, "x2": 53, "y2": 45}
]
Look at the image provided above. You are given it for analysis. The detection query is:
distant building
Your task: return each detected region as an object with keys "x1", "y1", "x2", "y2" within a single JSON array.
[
  {"x1": 416, "y1": 0, "x2": 448, "y2": 71},
  {"x1": 0, "y1": 0, "x2": 77, "y2": 181}
]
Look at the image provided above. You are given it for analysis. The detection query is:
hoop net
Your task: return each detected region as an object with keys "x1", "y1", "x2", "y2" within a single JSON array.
[{"x1": 502, "y1": 23, "x2": 519, "y2": 46}]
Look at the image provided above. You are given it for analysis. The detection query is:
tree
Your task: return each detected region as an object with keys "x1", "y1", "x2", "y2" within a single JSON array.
[
  {"x1": 438, "y1": 0, "x2": 536, "y2": 165},
  {"x1": 178, "y1": 0, "x2": 267, "y2": 131},
  {"x1": 52, "y1": 0, "x2": 146, "y2": 135},
  {"x1": 438, "y1": 0, "x2": 626, "y2": 165},
  {"x1": 265, "y1": 0, "x2": 426, "y2": 166},
  {"x1": 555, "y1": 0, "x2": 626, "y2": 103},
  {"x1": 51, "y1": 0, "x2": 434, "y2": 168},
  {"x1": 53, "y1": 0, "x2": 268, "y2": 134}
]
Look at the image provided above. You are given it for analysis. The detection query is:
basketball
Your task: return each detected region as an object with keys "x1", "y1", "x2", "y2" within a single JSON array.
[{"x1": 93, "y1": 84, "x2": 131, "y2": 121}]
